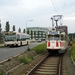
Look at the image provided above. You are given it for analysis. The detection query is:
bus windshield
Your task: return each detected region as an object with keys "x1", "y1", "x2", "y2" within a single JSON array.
[
  {"x1": 5, "y1": 35, "x2": 16, "y2": 41},
  {"x1": 48, "y1": 35, "x2": 60, "y2": 40}
]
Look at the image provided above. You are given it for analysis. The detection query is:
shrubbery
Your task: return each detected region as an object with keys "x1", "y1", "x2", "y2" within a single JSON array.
[
  {"x1": 19, "y1": 55, "x2": 34, "y2": 64},
  {"x1": 71, "y1": 43, "x2": 75, "y2": 61},
  {"x1": 0, "y1": 70, "x2": 4, "y2": 75}
]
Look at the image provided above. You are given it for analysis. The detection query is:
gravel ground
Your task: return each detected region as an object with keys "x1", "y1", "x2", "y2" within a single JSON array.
[{"x1": 65, "y1": 48, "x2": 75, "y2": 75}]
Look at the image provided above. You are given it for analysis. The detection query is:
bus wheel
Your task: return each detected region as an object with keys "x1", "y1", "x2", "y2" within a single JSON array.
[
  {"x1": 27, "y1": 41, "x2": 28, "y2": 45},
  {"x1": 20, "y1": 42, "x2": 22, "y2": 46}
]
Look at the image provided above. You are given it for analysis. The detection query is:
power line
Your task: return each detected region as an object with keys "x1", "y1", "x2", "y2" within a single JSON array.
[
  {"x1": 62, "y1": 0, "x2": 66, "y2": 15},
  {"x1": 53, "y1": 0, "x2": 60, "y2": 14},
  {"x1": 51, "y1": 0, "x2": 58, "y2": 14}
]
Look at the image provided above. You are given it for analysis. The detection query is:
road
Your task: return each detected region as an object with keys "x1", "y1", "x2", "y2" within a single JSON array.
[{"x1": 0, "y1": 42, "x2": 44, "y2": 62}]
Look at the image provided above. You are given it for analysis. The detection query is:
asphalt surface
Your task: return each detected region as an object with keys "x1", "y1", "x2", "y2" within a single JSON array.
[{"x1": 0, "y1": 42, "x2": 44, "y2": 62}]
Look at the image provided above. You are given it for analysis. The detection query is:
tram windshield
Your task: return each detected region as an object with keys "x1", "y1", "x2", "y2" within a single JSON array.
[{"x1": 48, "y1": 35, "x2": 60, "y2": 40}]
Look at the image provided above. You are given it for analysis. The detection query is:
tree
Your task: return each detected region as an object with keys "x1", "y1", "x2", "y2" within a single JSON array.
[
  {"x1": 0, "y1": 23, "x2": 2, "y2": 33},
  {"x1": 27, "y1": 29, "x2": 29, "y2": 34},
  {"x1": 34, "y1": 31, "x2": 36, "y2": 39},
  {"x1": 12, "y1": 25, "x2": 15, "y2": 31},
  {"x1": 31, "y1": 30, "x2": 33, "y2": 39},
  {"x1": 37, "y1": 31, "x2": 39, "y2": 39},
  {"x1": 5, "y1": 21, "x2": 10, "y2": 32},
  {"x1": 18, "y1": 27, "x2": 21, "y2": 32},
  {"x1": 41, "y1": 31, "x2": 43, "y2": 40},
  {"x1": 23, "y1": 29, "x2": 25, "y2": 33},
  {"x1": 0, "y1": 33, "x2": 3, "y2": 44}
]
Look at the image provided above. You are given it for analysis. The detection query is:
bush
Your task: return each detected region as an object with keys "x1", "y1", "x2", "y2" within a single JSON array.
[
  {"x1": 0, "y1": 70, "x2": 4, "y2": 75},
  {"x1": 20, "y1": 57, "x2": 31, "y2": 64},
  {"x1": 28, "y1": 55, "x2": 34, "y2": 60},
  {"x1": 73, "y1": 38, "x2": 75, "y2": 43},
  {"x1": 71, "y1": 44, "x2": 75, "y2": 61},
  {"x1": 27, "y1": 47, "x2": 30, "y2": 51},
  {"x1": 19, "y1": 55, "x2": 34, "y2": 64}
]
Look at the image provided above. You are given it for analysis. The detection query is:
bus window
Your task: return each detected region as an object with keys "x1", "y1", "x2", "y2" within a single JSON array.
[{"x1": 5, "y1": 35, "x2": 16, "y2": 41}]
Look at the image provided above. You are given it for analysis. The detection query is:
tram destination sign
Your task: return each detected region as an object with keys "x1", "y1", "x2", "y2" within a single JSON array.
[{"x1": 48, "y1": 31, "x2": 58, "y2": 35}]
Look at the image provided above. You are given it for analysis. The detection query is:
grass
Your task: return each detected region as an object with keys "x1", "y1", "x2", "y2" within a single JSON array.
[
  {"x1": 19, "y1": 55, "x2": 34, "y2": 64},
  {"x1": 71, "y1": 43, "x2": 75, "y2": 61},
  {"x1": 20, "y1": 43, "x2": 47, "y2": 64},
  {"x1": 0, "y1": 46, "x2": 5, "y2": 48},
  {"x1": 31, "y1": 43, "x2": 47, "y2": 54},
  {"x1": 0, "y1": 44, "x2": 5, "y2": 48},
  {"x1": 27, "y1": 47, "x2": 31, "y2": 51},
  {"x1": 0, "y1": 70, "x2": 5, "y2": 75},
  {"x1": 19, "y1": 57, "x2": 31, "y2": 64}
]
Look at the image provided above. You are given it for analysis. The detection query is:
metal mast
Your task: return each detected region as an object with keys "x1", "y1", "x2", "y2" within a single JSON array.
[{"x1": 51, "y1": 15, "x2": 62, "y2": 28}]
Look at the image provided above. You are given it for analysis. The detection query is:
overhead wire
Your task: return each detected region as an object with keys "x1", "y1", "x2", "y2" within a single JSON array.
[
  {"x1": 51, "y1": 0, "x2": 58, "y2": 14},
  {"x1": 62, "y1": 0, "x2": 66, "y2": 16},
  {"x1": 53, "y1": 0, "x2": 60, "y2": 15},
  {"x1": 51, "y1": 0, "x2": 67, "y2": 26},
  {"x1": 62, "y1": 0, "x2": 67, "y2": 25},
  {"x1": 51, "y1": 0, "x2": 60, "y2": 26}
]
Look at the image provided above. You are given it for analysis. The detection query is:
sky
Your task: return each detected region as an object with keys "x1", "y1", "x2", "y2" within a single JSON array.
[{"x1": 0, "y1": 0, "x2": 75, "y2": 33}]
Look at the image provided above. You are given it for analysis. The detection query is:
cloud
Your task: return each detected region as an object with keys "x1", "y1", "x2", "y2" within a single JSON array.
[
  {"x1": 0, "y1": 0, "x2": 75, "y2": 33},
  {"x1": 64, "y1": 13, "x2": 75, "y2": 21}
]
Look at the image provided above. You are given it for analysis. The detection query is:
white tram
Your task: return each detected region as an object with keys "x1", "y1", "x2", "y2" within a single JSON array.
[{"x1": 46, "y1": 28, "x2": 69, "y2": 54}]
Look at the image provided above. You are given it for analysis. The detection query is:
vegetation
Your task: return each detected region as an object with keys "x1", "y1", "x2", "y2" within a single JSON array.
[
  {"x1": 31, "y1": 30, "x2": 33, "y2": 39},
  {"x1": 18, "y1": 27, "x2": 21, "y2": 32},
  {"x1": 28, "y1": 55, "x2": 34, "y2": 60},
  {"x1": 12, "y1": 25, "x2": 16, "y2": 31},
  {"x1": 27, "y1": 29, "x2": 29, "y2": 34},
  {"x1": 20, "y1": 57, "x2": 30, "y2": 64},
  {"x1": 23, "y1": 28, "x2": 25, "y2": 33},
  {"x1": 71, "y1": 43, "x2": 75, "y2": 61},
  {"x1": 19, "y1": 55, "x2": 33, "y2": 64},
  {"x1": 0, "y1": 23, "x2": 2, "y2": 33},
  {"x1": 0, "y1": 46, "x2": 5, "y2": 48},
  {"x1": 0, "y1": 70, "x2": 5, "y2": 75},
  {"x1": 34, "y1": 31, "x2": 36, "y2": 39},
  {"x1": 27, "y1": 46, "x2": 30, "y2": 51},
  {"x1": 31, "y1": 43, "x2": 47, "y2": 54},
  {"x1": 37, "y1": 31, "x2": 39, "y2": 39},
  {"x1": 5, "y1": 21, "x2": 10, "y2": 32},
  {"x1": 20, "y1": 43, "x2": 47, "y2": 63},
  {"x1": 73, "y1": 38, "x2": 75, "y2": 43},
  {"x1": 0, "y1": 33, "x2": 4, "y2": 44},
  {"x1": 68, "y1": 33, "x2": 75, "y2": 41}
]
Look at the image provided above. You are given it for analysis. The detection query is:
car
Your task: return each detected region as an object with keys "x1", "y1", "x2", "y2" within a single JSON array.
[
  {"x1": 37, "y1": 39, "x2": 42, "y2": 42},
  {"x1": 31, "y1": 39, "x2": 36, "y2": 42}
]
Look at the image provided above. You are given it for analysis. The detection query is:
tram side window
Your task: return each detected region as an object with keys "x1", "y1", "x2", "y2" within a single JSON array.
[{"x1": 61, "y1": 35, "x2": 64, "y2": 40}]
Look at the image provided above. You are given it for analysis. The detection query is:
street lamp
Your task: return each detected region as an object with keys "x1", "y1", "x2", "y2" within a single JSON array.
[{"x1": 26, "y1": 20, "x2": 33, "y2": 33}]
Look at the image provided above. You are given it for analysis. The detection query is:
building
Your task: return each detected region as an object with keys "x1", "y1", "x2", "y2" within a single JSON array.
[
  {"x1": 27, "y1": 27, "x2": 48, "y2": 40},
  {"x1": 56, "y1": 26, "x2": 68, "y2": 34}
]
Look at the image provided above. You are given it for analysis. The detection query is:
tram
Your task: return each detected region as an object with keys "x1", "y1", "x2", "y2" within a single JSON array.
[{"x1": 46, "y1": 28, "x2": 69, "y2": 54}]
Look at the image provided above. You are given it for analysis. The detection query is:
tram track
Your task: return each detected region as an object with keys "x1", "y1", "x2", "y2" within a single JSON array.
[{"x1": 26, "y1": 54, "x2": 66, "y2": 75}]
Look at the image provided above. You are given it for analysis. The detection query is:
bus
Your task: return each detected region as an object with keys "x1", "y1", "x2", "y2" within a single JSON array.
[{"x1": 4, "y1": 32, "x2": 31, "y2": 47}]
